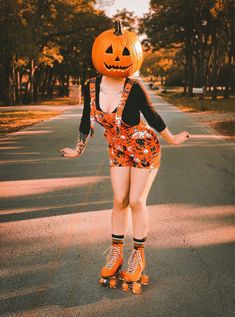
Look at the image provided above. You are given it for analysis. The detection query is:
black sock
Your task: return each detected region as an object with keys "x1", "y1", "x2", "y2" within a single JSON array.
[
  {"x1": 133, "y1": 237, "x2": 146, "y2": 249},
  {"x1": 112, "y1": 234, "x2": 124, "y2": 245}
]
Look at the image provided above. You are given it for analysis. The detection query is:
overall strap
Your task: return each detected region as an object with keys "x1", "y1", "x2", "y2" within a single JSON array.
[
  {"x1": 116, "y1": 78, "x2": 135, "y2": 125},
  {"x1": 89, "y1": 77, "x2": 97, "y2": 138}
]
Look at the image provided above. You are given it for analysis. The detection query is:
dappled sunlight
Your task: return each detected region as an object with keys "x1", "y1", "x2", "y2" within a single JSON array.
[
  {"x1": 1, "y1": 152, "x2": 41, "y2": 155},
  {"x1": 0, "y1": 146, "x2": 24, "y2": 150},
  {"x1": 152, "y1": 103, "x2": 179, "y2": 107},
  {"x1": 0, "y1": 200, "x2": 113, "y2": 216},
  {"x1": 188, "y1": 134, "x2": 229, "y2": 140},
  {"x1": 0, "y1": 157, "x2": 66, "y2": 165},
  {"x1": 155, "y1": 109, "x2": 182, "y2": 112},
  {"x1": 152, "y1": 102, "x2": 171, "y2": 105},
  {"x1": 0, "y1": 151, "x2": 60, "y2": 157},
  {"x1": 148, "y1": 204, "x2": 235, "y2": 248},
  {"x1": 0, "y1": 139, "x2": 17, "y2": 142},
  {"x1": 0, "y1": 176, "x2": 109, "y2": 198},
  {"x1": 10, "y1": 130, "x2": 54, "y2": 136},
  {"x1": 1, "y1": 203, "x2": 234, "y2": 275},
  {"x1": 2, "y1": 203, "x2": 231, "y2": 249},
  {"x1": 0, "y1": 159, "x2": 44, "y2": 164},
  {"x1": 0, "y1": 0, "x2": 233, "y2": 314},
  {"x1": 1, "y1": 203, "x2": 234, "y2": 312},
  {"x1": 53, "y1": 113, "x2": 82, "y2": 118},
  {"x1": 68, "y1": 203, "x2": 235, "y2": 248},
  {"x1": 160, "y1": 135, "x2": 234, "y2": 148}
]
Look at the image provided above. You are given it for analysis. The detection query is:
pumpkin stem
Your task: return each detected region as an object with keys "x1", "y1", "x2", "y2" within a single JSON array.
[{"x1": 114, "y1": 20, "x2": 123, "y2": 36}]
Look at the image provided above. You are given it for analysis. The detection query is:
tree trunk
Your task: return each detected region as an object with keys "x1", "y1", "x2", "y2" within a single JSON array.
[
  {"x1": 46, "y1": 70, "x2": 56, "y2": 98},
  {"x1": 185, "y1": 33, "x2": 194, "y2": 97},
  {"x1": 211, "y1": 28, "x2": 218, "y2": 101},
  {"x1": 33, "y1": 68, "x2": 41, "y2": 102},
  {"x1": 40, "y1": 69, "x2": 50, "y2": 98},
  {"x1": 1, "y1": 54, "x2": 14, "y2": 105},
  {"x1": 195, "y1": 54, "x2": 201, "y2": 87},
  {"x1": 14, "y1": 62, "x2": 20, "y2": 104}
]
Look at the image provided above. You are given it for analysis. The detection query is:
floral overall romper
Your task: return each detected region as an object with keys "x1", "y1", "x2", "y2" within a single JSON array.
[{"x1": 89, "y1": 77, "x2": 161, "y2": 169}]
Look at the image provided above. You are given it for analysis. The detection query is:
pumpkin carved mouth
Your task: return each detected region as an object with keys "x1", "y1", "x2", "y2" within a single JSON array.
[{"x1": 104, "y1": 62, "x2": 132, "y2": 71}]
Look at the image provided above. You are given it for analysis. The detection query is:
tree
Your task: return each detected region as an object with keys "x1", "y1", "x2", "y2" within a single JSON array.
[
  {"x1": 141, "y1": 48, "x2": 178, "y2": 84},
  {"x1": 113, "y1": 8, "x2": 137, "y2": 32},
  {"x1": 140, "y1": 0, "x2": 234, "y2": 99},
  {"x1": 0, "y1": 0, "x2": 111, "y2": 105}
]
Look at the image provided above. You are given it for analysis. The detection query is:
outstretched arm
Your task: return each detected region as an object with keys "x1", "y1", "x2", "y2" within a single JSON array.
[
  {"x1": 60, "y1": 83, "x2": 91, "y2": 158},
  {"x1": 136, "y1": 80, "x2": 190, "y2": 145},
  {"x1": 160, "y1": 127, "x2": 190, "y2": 145},
  {"x1": 60, "y1": 131, "x2": 89, "y2": 158}
]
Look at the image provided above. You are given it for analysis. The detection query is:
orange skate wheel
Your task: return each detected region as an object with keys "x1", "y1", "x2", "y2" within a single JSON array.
[
  {"x1": 122, "y1": 281, "x2": 129, "y2": 292},
  {"x1": 99, "y1": 277, "x2": 104, "y2": 285},
  {"x1": 141, "y1": 274, "x2": 150, "y2": 286},
  {"x1": 109, "y1": 278, "x2": 117, "y2": 288},
  {"x1": 119, "y1": 271, "x2": 126, "y2": 280},
  {"x1": 99, "y1": 277, "x2": 108, "y2": 286},
  {"x1": 132, "y1": 282, "x2": 142, "y2": 294}
]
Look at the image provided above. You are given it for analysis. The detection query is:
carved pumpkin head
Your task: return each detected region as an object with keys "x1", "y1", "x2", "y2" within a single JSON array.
[{"x1": 92, "y1": 21, "x2": 143, "y2": 78}]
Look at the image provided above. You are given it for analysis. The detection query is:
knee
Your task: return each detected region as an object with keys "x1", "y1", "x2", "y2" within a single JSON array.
[
  {"x1": 114, "y1": 196, "x2": 129, "y2": 210},
  {"x1": 129, "y1": 197, "x2": 146, "y2": 211}
]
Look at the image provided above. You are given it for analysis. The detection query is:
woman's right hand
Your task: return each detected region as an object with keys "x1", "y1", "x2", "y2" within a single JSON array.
[{"x1": 60, "y1": 147, "x2": 81, "y2": 158}]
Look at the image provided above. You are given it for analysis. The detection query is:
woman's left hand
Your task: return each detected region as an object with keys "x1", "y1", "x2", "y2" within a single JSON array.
[{"x1": 172, "y1": 131, "x2": 190, "y2": 145}]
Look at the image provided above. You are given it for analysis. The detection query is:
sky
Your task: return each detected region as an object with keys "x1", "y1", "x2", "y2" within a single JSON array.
[{"x1": 103, "y1": 0, "x2": 150, "y2": 17}]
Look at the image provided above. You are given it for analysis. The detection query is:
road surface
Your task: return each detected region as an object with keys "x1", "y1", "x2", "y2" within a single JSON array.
[{"x1": 0, "y1": 85, "x2": 234, "y2": 317}]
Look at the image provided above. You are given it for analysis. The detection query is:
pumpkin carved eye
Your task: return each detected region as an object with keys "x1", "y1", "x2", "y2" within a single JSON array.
[
  {"x1": 105, "y1": 45, "x2": 113, "y2": 54},
  {"x1": 122, "y1": 47, "x2": 130, "y2": 56}
]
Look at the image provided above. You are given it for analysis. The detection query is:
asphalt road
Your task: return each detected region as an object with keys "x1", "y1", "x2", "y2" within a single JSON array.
[{"x1": 0, "y1": 85, "x2": 234, "y2": 317}]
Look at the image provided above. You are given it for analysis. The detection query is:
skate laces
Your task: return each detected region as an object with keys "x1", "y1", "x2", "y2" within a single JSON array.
[
  {"x1": 127, "y1": 249, "x2": 143, "y2": 274},
  {"x1": 103, "y1": 245, "x2": 121, "y2": 269}
]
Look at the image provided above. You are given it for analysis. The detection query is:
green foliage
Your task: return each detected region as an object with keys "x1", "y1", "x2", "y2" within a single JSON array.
[
  {"x1": 0, "y1": 0, "x2": 112, "y2": 105},
  {"x1": 113, "y1": 8, "x2": 137, "y2": 31},
  {"x1": 165, "y1": 69, "x2": 185, "y2": 86},
  {"x1": 141, "y1": 0, "x2": 234, "y2": 98}
]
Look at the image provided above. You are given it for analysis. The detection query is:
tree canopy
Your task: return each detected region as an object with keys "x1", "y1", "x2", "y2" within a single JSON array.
[
  {"x1": 0, "y1": 0, "x2": 111, "y2": 105},
  {"x1": 140, "y1": 0, "x2": 234, "y2": 98}
]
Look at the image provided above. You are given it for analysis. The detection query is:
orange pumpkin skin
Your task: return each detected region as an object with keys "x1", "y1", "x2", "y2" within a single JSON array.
[{"x1": 92, "y1": 28, "x2": 143, "y2": 78}]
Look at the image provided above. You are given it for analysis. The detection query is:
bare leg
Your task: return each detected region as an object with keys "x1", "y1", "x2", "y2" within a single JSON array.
[
  {"x1": 110, "y1": 166, "x2": 131, "y2": 235},
  {"x1": 129, "y1": 168, "x2": 159, "y2": 238}
]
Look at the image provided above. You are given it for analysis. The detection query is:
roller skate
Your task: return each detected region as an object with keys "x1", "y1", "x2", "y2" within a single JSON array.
[
  {"x1": 122, "y1": 248, "x2": 149, "y2": 294},
  {"x1": 99, "y1": 243, "x2": 125, "y2": 288}
]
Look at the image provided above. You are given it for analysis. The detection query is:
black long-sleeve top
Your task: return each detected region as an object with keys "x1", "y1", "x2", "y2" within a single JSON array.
[{"x1": 79, "y1": 76, "x2": 167, "y2": 135}]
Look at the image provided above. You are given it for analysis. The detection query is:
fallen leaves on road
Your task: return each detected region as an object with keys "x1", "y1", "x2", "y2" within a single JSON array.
[{"x1": 0, "y1": 110, "x2": 61, "y2": 136}]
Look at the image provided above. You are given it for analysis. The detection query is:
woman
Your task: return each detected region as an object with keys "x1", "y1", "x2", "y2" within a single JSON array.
[{"x1": 60, "y1": 21, "x2": 190, "y2": 294}]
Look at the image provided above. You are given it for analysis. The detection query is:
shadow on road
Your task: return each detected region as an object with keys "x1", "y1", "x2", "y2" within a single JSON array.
[
  {"x1": 0, "y1": 129, "x2": 234, "y2": 223},
  {"x1": 0, "y1": 104, "x2": 234, "y2": 317},
  {"x1": 1, "y1": 239, "x2": 234, "y2": 316}
]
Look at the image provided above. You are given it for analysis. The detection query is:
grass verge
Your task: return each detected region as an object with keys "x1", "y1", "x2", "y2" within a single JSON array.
[
  {"x1": 0, "y1": 110, "x2": 61, "y2": 136},
  {"x1": 159, "y1": 90, "x2": 235, "y2": 139},
  {"x1": 33, "y1": 97, "x2": 72, "y2": 105}
]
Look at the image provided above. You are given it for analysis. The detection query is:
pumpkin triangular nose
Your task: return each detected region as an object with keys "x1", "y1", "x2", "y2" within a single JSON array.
[{"x1": 115, "y1": 56, "x2": 120, "y2": 62}]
